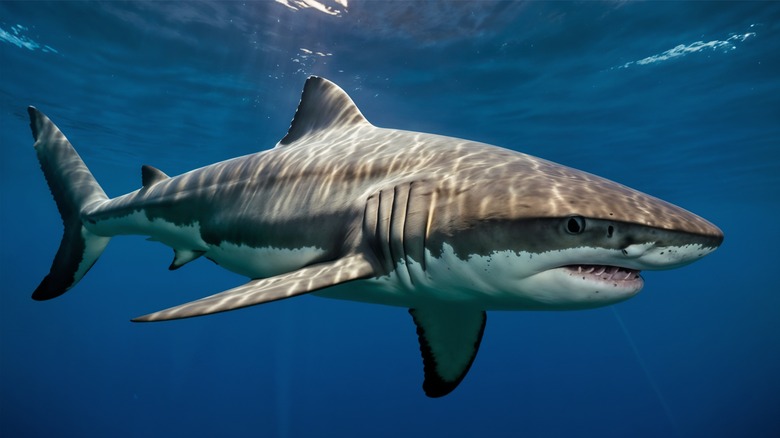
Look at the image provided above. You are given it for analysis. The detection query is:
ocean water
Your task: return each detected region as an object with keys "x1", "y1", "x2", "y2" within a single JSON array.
[{"x1": 1, "y1": 1, "x2": 778, "y2": 437}]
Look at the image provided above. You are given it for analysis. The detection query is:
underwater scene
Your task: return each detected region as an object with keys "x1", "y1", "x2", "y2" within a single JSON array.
[{"x1": 1, "y1": 1, "x2": 778, "y2": 437}]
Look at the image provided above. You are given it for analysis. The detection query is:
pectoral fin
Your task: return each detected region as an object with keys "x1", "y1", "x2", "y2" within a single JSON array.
[
  {"x1": 133, "y1": 254, "x2": 375, "y2": 322},
  {"x1": 409, "y1": 306, "x2": 487, "y2": 398}
]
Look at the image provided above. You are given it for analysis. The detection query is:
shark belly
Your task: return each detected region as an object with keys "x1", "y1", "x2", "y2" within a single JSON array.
[
  {"x1": 316, "y1": 242, "x2": 646, "y2": 310},
  {"x1": 206, "y1": 243, "x2": 328, "y2": 278},
  {"x1": 84, "y1": 198, "x2": 332, "y2": 279},
  {"x1": 85, "y1": 209, "x2": 207, "y2": 250}
]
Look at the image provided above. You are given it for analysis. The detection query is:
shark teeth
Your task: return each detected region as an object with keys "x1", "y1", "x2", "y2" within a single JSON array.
[{"x1": 565, "y1": 265, "x2": 641, "y2": 282}]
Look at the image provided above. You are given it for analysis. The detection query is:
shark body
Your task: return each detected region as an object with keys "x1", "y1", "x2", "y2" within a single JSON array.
[{"x1": 28, "y1": 77, "x2": 723, "y2": 397}]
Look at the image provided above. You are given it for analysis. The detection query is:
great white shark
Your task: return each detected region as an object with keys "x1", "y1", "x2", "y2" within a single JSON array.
[{"x1": 28, "y1": 76, "x2": 723, "y2": 397}]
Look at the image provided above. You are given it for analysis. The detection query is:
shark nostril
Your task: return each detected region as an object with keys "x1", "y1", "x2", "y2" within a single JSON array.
[
  {"x1": 607, "y1": 225, "x2": 614, "y2": 238},
  {"x1": 622, "y1": 242, "x2": 655, "y2": 258}
]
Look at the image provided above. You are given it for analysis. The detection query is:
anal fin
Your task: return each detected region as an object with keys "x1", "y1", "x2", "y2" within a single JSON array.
[
  {"x1": 409, "y1": 306, "x2": 487, "y2": 398},
  {"x1": 133, "y1": 254, "x2": 375, "y2": 322},
  {"x1": 169, "y1": 249, "x2": 205, "y2": 270}
]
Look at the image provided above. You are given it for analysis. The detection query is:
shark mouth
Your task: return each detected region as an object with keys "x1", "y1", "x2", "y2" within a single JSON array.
[{"x1": 564, "y1": 265, "x2": 642, "y2": 285}]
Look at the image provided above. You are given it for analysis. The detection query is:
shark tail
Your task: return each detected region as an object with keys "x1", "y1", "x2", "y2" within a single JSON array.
[{"x1": 28, "y1": 106, "x2": 111, "y2": 300}]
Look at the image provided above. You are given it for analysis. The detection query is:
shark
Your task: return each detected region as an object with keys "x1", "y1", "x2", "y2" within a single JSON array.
[{"x1": 28, "y1": 76, "x2": 723, "y2": 397}]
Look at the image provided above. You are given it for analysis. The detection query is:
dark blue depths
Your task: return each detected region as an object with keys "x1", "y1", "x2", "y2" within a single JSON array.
[{"x1": 1, "y1": 2, "x2": 778, "y2": 437}]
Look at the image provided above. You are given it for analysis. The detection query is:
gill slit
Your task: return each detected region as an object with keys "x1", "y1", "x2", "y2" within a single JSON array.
[
  {"x1": 424, "y1": 187, "x2": 436, "y2": 273},
  {"x1": 401, "y1": 183, "x2": 415, "y2": 286},
  {"x1": 375, "y1": 190, "x2": 392, "y2": 272}
]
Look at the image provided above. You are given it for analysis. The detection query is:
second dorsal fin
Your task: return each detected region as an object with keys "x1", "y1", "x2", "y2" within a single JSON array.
[
  {"x1": 141, "y1": 165, "x2": 169, "y2": 188},
  {"x1": 278, "y1": 76, "x2": 371, "y2": 146}
]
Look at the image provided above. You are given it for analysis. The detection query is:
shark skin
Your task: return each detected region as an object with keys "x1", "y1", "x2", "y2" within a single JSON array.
[{"x1": 28, "y1": 76, "x2": 723, "y2": 398}]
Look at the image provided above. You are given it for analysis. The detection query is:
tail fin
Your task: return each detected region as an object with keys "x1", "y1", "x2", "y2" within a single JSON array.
[{"x1": 28, "y1": 106, "x2": 110, "y2": 300}]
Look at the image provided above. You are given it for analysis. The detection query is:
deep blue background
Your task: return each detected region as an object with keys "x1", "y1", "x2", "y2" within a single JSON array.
[{"x1": 1, "y1": 2, "x2": 778, "y2": 437}]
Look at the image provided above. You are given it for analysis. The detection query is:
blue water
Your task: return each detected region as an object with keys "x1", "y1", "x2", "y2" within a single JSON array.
[{"x1": 1, "y1": 2, "x2": 778, "y2": 437}]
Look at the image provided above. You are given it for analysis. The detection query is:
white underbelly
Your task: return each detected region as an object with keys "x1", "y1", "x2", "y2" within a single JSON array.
[
  {"x1": 205, "y1": 242, "x2": 328, "y2": 278},
  {"x1": 88, "y1": 211, "x2": 327, "y2": 278}
]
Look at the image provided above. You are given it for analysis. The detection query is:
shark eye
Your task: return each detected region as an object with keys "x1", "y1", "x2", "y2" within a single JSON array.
[{"x1": 565, "y1": 216, "x2": 586, "y2": 235}]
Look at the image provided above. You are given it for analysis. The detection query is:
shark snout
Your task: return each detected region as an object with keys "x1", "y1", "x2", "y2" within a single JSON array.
[{"x1": 625, "y1": 236, "x2": 721, "y2": 271}]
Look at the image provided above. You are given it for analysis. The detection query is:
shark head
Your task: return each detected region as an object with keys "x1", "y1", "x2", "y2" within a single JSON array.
[{"x1": 417, "y1": 150, "x2": 724, "y2": 310}]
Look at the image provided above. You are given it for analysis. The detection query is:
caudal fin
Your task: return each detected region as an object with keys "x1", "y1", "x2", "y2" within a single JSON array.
[{"x1": 28, "y1": 106, "x2": 110, "y2": 300}]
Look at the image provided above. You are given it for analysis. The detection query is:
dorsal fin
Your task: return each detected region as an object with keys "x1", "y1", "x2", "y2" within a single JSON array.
[
  {"x1": 141, "y1": 165, "x2": 169, "y2": 188},
  {"x1": 278, "y1": 76, "x2": 370, "y2": 146}
]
